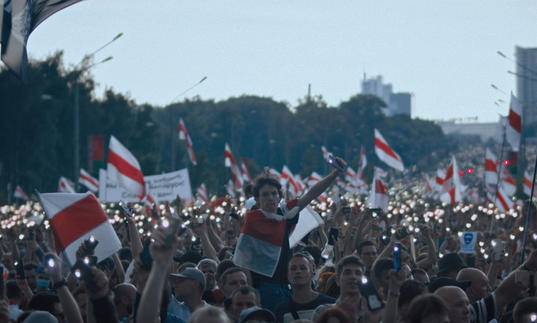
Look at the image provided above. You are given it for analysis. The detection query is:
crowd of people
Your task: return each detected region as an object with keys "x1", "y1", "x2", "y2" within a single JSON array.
[{"x1": 1, "y1": 156, "x2": 537, "y2": 323}]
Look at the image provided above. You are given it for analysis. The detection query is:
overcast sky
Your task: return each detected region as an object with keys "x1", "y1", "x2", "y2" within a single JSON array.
[{"x1": 23, "y1": 0, "x2": 537, "y2": 122}]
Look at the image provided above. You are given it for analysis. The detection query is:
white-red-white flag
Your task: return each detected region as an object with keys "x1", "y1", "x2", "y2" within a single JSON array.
[
  {"x1": 321, "y1": 146, "x2": 331, "y2": 161},
  {"x1": 436, "y1": 169, "x2": 445, "y2": 188},
  {"x1": 506, "y1": 93, "x2": 522, "y2": 152},
  {"x1": 369, "y1": 169, "x2": 388, "y2": 211},
  {"x1": 489, "y1": 187, "x2": 514, "y2": 213},
  {"x1": 282, "y1": 165, "x2": 301, "y2": 197},
  {"x1": 107, "y1": 136, "x2": 145, "y2": 198},
  {"x1": 225, "y1": 179, "x2": 236, "y2": 198},
  {"x1": 178, "y1": 118, "x2": 197, "y2": 165},
  {"x1": 58, "y1": 177, "x2": 76, "y2": 193},
  {"x1": 374, "y1": 129, "x2": 404, "y2": 171},
  {"x1": 269, "y1": 168, "x2": 281, "y2": 180},
  {"x1": 308, "y1": 172, "x2": 322, "y2": 187},
  {"x1": 39, "y1": 192, "x2": 122, "y2": 266},
  {"x1": 240, "y1": 159, "x2": 253, "y2": 184},
  {"x1": 501, "y1": 168, "x2": 516, "y2": 196},
  {"x1": 485, "y1": 148, "x2": 498, "y2": 194},
  {"x1": 374, "y1": 166, "x2": 388, "y2": 178},
  {"x1": 523, "y1": 171, "x2": 536, "y2": 198},
  {"x1": 440, "y1": 157, "x2": 462, "y2": 205},
  {"x1": 423, "y1": 174, "x2": 434, "y2": 193},
  {"x1": 224, "y1": 143, "x2": 243, "y2": 190},
  {"x1": 79, "y1": 168, "x2": 99, "y2": 192},
  {"x1": 197, "y1": 184, "x2": 208, "y2": 203},
  {"x1": 14, "y1": 185, "x2": 29, "y2": 201}
]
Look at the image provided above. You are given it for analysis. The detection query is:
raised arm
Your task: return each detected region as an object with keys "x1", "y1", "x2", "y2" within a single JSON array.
[{"x1": 297, "y1": 157, "x2": 346, "y2": 210}]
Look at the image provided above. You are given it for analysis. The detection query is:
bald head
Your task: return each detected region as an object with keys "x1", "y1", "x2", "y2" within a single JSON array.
[
  {"x1": 114, "y1": 283, "x2": 137, "y2": 304},
  {"x1": 457, "y1": 268, "x2": 490, "y2": 302},
  {"x1": 435, "y1": 286, "x2": 471, "y2": 323}
]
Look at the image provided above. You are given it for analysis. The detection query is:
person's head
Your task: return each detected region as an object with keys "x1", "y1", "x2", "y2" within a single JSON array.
[
  {"x1": 253, "y1": 176, "x2": 282, "y2": 213},
  {"x1": 406, "y1": 294, "x2": 450, "y2": 323},
  {"x1": 237, "y1": 306, "x2": 275, "y2": 323},
  {"x1": 28, "y1": 293, "x2": 63, "y2": 322},
  {"x1": 221, "y1": 267, "x2": 248, "y2": 297},
  {"x1": 169, "y1": 268, "x2": 206, "y2": 301},
  {"x1": 372, "y1": 258, "x2": 393, "y2": 291},
  {"x1": 216, "y1": 260, "x2": 236, "y2": 284},
  {"x1": 197, "y1": 258, "x2": 218, "y2": 291},
  {"x1": 229, "y1": 286, "x2": 260, "y2": 322},
  {"x1": 113, "y1": 283, "x2": 137, "y2": 317},
  {"x1": 456, "y1": 267, "x2": 490, "y2": 302},
  {"x1": 437, "y1": 253, "x2": 466, "y2": 279},
  {"x1": 435, "y1": 286, "x2": 471, "y2": 323},
  {"x1": 316, "y1": 306, "x2": 352, "y2": 323},
  {"x1": 302, "y1": 245, "x2": 322, "y2": 268},
  {"x1": 412, "y1": 268, "x2": 430, "y2": 286},
  {"x1": 288, "y1": 252, "x2": 316, "y2": 288},
  {"x1": 336, "y1": 256, "x2": 365, "y2": 295},
  {"x1": 189, "y1": 305, "x2": 231, "y2": 323},
  {"x1": 357, "y1": 241, "x2": 378, "y2": 269},
  {"x1": 398, "y1": 279, "x2": 427, "y2": 320},
  {"x1": 513, "y1": 297, "x2": 537, "y2": 323}
]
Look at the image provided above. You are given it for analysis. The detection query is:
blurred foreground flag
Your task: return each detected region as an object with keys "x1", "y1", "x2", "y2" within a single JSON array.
[
  {"x1": 0, "y1": 0, "x2": 82, "y2": 82},
  {"x1": 39, "y1": 192, "x2": 121, "y2": 266},
  {"x1": 14, "y1": 185, "x2": 29, "y2": 200},
  {"x1": 58, "y1": 176, "x2": 75, "y2": 193},
  {"x1": 374, "y1": 129, "x2": 404, "y2": 171},
  {"x1": 107, "y1": 136, "x2": 145, "y2": 198}
]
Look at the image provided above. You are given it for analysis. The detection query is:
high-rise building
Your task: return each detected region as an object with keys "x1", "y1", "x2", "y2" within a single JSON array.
[
  {"x1": 515, "y1": 46, "x2": 537, "y2": 127},
  {"x1": 361, "y1": 75, "x2": 412, "y2": 117}
]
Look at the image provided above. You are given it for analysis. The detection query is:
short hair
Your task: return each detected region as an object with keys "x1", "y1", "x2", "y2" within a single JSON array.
[
  {"x1": 411, "y1": 268, "x2": 428, "y2": 277},
  {"x1": 197, "y1": 258, "x2": 218, "y2": 271},
  {"x1": 302, "y1": 245, "x2": 322, "y2": 266},
  {"x1": 216, "y1": 260, "x2": 236, "y2": 281},
  {"x1": 253, "y1": 176, "x2": 282, "y2": 199},
  {"x1": 373, "y1": 258, "x2": 394, "y2": 280},
  {"x1": 221, "y1": 267, "x2": 246, "y2": 286},
  {"x1": 230, "y1": 285, "x2": 260, "y2": 305},
  {"x1": 398, "y1": 279, "x2": 427, "y2": 308},
  {"x1": 357, "y1": 240, "x2": 377, "y2": 255},
  {"x1": 406, "y1": 294, "x2": 449, "y2": 323},
  {"x1": 336, "y1": 255, "x2": 364, "y2": 278},
  {"x1": 316, "y1": 306, "x2": 352, "y2": 323},
  {"x1": 291, "y1": 251, "x2": 316, "y2": 272},
  {"x1": 218, "y1": 247, "x2": 234, "y2": 261},
  {"x1": 513, "y1": 297, "x2": 537, "y2": 323},
  {"x1": 188, "y1": 305, "x2": 231, "y2": 323}
]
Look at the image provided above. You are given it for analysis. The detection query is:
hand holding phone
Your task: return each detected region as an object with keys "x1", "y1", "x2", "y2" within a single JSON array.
[
  {"x1": 358, "y1": 277, "x2": 384, "y2": 311},
  {"x1": 393, "y1": 242, "x2": 402, "y2": 272},
  {"x1": 327, "y1": 155, "x2": 346, "y2": 172}
]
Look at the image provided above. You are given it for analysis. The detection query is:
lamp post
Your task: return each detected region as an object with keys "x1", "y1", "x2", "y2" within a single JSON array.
[{"x1": 72, "y1": 33, "x2": 122, "y2": 190}]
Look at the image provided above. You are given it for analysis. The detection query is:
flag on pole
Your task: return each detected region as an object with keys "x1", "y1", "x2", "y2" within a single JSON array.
[
  {"x1": 369, "y1": 169, "x2": 388, "y2": 211},
  {"x1": 14, "y1": 185, "x2": 29, "y2": 200},
  {"x1": 0, "y1": 0, "x2": 82, "y2": 82},
  {"x1": 58, "y1": 176, "x2": 75, "y2": 193},
  {"x1": 79, "y1": 168, "x2": 99, "y2": 192},
  {"x1": 374, "y1": 129, "x2": 404, "y2": 171},
  {"x1": 107, "y1": 135, "x2": 145, "y2": 198},
  {"x1": 240, "y1": 159, "x2": 253, "y2": 184},
  {"x1": 225, "y1": 179, "x2": 236, "y2": 198},
  {"x1": 224, "y1": 143, "x2": 243, "y2": 190},
  {"x1": 308, "y1": 172, "x2": 322, "y2": 187},
  {"x1": 374, "y1": 166, "x2": 388, "y2": 178},
  {"x1": 197, "y1": 184, "x2": 208, "y2": 203},
  {"x1": 440, "y1": 157, "x2": 462, "y2": 205},
  {"x1": 282, "y1": 165, "x2": 300, "y2": 197},
  {"x1": 321, "y1": 146, "x2": 331, "y2": 161},
  {"x1": 484, "y1": 148, "x2": 498, "y2": 194},
  {"x1": 500, "y1": 168, "x2": 516, "y2": 196},
  {"x1": 178, "y1": 118, "x2": 197, "y2": 165},
  {"x1": 38, "y1": 192, "x2": 122, "y2": 266},
  {"x1": 506, "y1": 93, "x2": 522, "y2": 152},
  {"x1": 523, "y1": 172, "x2": 536, "y2": 198},
  {"x1": 489, "y1": 187, "x2": 514, "y2": 213}
]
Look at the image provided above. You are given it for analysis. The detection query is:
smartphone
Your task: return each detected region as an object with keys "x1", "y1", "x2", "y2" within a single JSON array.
[
  {"x1": 72, "y1": 260, "x2": 100, "y2": 293},
  {"x1": 393, "y1": 242, "x2": 402, "y2": 272},
  {"x1": 328, "y1": 228, "x2": 339, "y2": 245},
  {"x1": 14, "y1": 260, "x2": 25, "y2": 279},
  {"x1": 164, "y1": 216, "x2": 182, "y2": 245},
  {"x1": 358, "y1": 277, "x2": 384, "y2": 311},
  {"x1": 119, "y1": 200, "x2": 133, "y2": 218},
  {"x1": 44, "y1": 254, "x2": 56, "y2": 269},
  {"x1": 327, "y1": 154, "x2": 346, "y2": 172}
]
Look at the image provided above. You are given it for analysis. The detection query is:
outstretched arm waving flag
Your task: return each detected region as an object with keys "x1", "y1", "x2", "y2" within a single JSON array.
[{"x1": 374, "y1": 129, "x2": 404, "y2": 171}]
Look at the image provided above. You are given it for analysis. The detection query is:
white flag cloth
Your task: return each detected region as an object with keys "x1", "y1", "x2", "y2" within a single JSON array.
[
  {"x1": 107, "y1": 136, "x2": 145, "y2": 198},
  {"x1": 14, "y1": 185, "x2": 29, "y2": 200},
  {"x1": 58, "y1": 176, "x2": 75, "y2": 193},
  {"x1": 197, "y1": 184, "x2": 208, "y2": 203},
  {"x1": 485, "y1": 148, "x2": 498, "y2": 194},
  {"x1": 224, "y1": 143, "x2": 243, "y2": 190},
  {"x1": 308, "y1": 172, "x2": 321, "y2": 187},
  {"x1": 289, "y1": 206, "x2": 324, "y2": 248},
  {"x1": 500, "y1": 168, "x2": 516, "y2": 197},
  {"x1": 321, "y1": 146, "x2": 331, "y2": 161},
  {"x1": 282, "y1": 165, "x2": 301, "y2": 197},
  {"x1": 489, "y1": 187, "x2": 514, "y2": 213},
  {"x1": 79, "y1": 168, "x2": 99, "y2": 192},
  {"x1": 374, "y1": 129, "x2": 404, "y2": 171},
  {"x1": 39, "y1": 192, "x2": 121, "y2": 266},
  {"x1": 524, "y1": 171, "x2": 536, "y2": 197},
  {"x1": 506, "y1": 93, "x2": 522, "y2": 152},
  {"x1": 178, "y1": 118, "x2": 197, "y2": 165},
  {"x1": 240, "y1": 159, "x2": 253, "y2": 184},
  {"x1": 440, "y1": 157, "x2": 462, "y2": 205},
  {"x1": 369, "y1": 170, "x2": 388, "y2": 211}
]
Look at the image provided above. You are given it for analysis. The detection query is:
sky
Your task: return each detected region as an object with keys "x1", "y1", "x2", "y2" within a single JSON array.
[{"x1": 23, "y1": 0, "x2": 537, "y2": 123}]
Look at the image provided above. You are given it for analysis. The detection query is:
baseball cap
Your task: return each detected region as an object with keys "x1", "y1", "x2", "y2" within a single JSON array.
[
  {"x1": 169, "y1": 268, "x2": 206, "y2": 291},
  {"x1": 238, "y1": 307, "x2": 275, "y2": 323}
]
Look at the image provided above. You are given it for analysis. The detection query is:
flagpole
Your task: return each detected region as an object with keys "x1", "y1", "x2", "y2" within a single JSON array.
[{"x1": 520, "y1": 154, "x2": 537, "y2": 264}]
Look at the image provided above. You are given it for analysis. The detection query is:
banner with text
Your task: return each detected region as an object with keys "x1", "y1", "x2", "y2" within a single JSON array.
[{"x1": 99, "y1": 169, "x2": 193, "y2": 202}]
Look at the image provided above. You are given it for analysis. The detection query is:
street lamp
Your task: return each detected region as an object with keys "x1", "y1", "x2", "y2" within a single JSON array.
[{"x1": 72, "y1": 33, "x2": 122, "y2": 190}]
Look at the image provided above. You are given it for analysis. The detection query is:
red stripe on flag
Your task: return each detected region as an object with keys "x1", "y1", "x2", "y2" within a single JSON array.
[
  {"x1": 50, "y1": 195, "x2": 107, "y2": 251},
  {"x1": 241, "y1": 211, "x2": 287, "y2": 246},
  {"x1": 509, "y1": 110, "x2": 522, "y2": 133},
  {"x1": 80, "y1": 173, "x2": 98, "y2": 187},
  {"x1": 108, "y1": 150, "x2": 144, "y2": 185},
  {"x1": 375, "y1": 138, "x2": 401, "y2": 161},
  {"x1": 485, "y1": 159, "x2": 497, "y2": 173}
]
